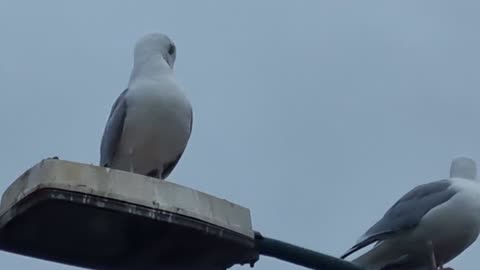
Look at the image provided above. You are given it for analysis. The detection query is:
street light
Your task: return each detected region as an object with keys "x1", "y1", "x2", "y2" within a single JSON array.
[{"x1": 0, "y1": 159, "x2": 362, "y2": 270}]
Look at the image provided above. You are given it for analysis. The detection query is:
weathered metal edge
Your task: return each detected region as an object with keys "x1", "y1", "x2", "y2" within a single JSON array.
[
  {"x1": 0, "y1": 188, "x2": 259, "y2": 269},
  {"x1": 0, "y1": 159, "x2": 254, "y2": 239},
  {"x1": 0, "y1": 188, "x2": 256, "y2": 249}
]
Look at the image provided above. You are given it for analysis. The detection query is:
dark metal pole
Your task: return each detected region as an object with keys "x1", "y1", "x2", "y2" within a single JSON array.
[{"x1": 254, "y1": 231, "x2": 364, "y2": 270}]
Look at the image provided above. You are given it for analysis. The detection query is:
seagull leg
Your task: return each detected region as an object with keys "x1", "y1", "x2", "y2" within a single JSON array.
[
  {"x1": 128, "y1": 148, "x2": 134, "y2": 173},
  {"x1": 426, "y1": 241, "x2": 437, "y2": 270}
]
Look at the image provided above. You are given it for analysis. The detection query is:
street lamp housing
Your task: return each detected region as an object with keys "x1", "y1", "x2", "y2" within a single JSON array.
[{"x1": 0, "y1": 159, "x2": 258, "y2": 270}]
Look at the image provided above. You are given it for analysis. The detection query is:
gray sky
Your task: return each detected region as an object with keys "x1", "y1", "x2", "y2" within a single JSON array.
[{"x1": 1, "y1": 1, "x2": 480, "y2": 269}]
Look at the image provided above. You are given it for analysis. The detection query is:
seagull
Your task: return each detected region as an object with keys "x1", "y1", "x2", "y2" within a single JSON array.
[
  {"x1": 100, "y1": 33, "x2": 193, "y2": 180},
  {"x1": 341, "y1": 157, "x2": 480, "y2": 270}
]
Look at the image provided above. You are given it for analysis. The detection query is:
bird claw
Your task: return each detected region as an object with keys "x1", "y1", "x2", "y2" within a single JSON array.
[{"x1": 45, "y1": 156, "x2": 59, "y2": 160}]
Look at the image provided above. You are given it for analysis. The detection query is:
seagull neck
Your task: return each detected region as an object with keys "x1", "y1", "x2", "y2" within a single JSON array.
[{"x1": 129, "y1": 54, "x2": 173, "y2": 82}]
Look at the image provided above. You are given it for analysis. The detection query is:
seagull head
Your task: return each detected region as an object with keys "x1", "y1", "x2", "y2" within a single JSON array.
[
  {"x1": 133, "y1": 33, "x2": 177, "y2": 69},
  {"x1": 450, "y1": 156, "x2": 477, "y2": 180}
]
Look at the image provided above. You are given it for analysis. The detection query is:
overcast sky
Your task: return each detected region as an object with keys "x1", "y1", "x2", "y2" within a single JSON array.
[{"x1": 1, "y1": 1, "x2": 480, "y2": 269}]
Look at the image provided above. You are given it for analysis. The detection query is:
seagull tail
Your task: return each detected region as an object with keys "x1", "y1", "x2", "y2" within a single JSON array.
[
  {"x1": 341, "y1": 234, "x2": 384, "y2": 259},
  {"x1": 350, "y1": 241, "x2": 406, "y2": 270}
]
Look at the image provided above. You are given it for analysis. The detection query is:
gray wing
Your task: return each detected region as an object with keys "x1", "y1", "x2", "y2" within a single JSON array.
[
  {"x1": 341, "y1": 179, "x2": 456, "y2": 259},
  {"x1": 161, "y1": 107, "x2": 193, "y2": 179},
  {"x1": 100, "y1": 88, "x2": 129, "y2": 167}
]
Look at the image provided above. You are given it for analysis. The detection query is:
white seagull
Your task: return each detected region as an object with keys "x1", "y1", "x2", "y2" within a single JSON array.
[
  {"x1": 341, "y1": 157, "x2": 480, "y2": 270},
  {"x1": 100, "y1": 33, "x2": 193, "y2": 179}
]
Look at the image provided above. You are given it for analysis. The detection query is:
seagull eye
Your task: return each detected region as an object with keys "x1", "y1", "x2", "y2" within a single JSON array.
[{"x1": 168, "y1": 44, "x2": 175, "y2": 55}]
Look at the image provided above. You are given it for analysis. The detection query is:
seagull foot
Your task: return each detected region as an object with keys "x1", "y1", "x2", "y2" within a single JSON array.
[{"x1": 46, "y1": 156, "x2": 59, "y2": 160}]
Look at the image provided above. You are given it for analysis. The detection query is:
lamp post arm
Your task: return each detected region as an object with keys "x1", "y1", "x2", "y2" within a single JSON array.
[{"x1": 253, "y1": 231, "x2": 364, "y2": 270}]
